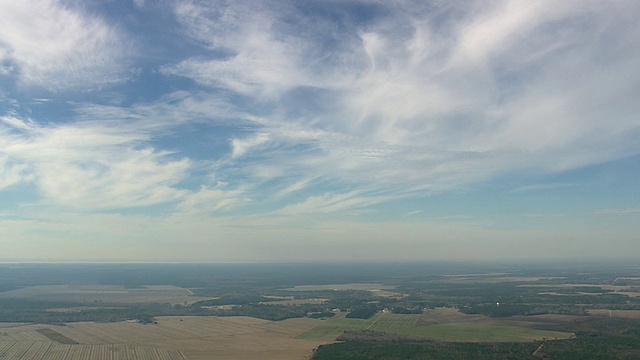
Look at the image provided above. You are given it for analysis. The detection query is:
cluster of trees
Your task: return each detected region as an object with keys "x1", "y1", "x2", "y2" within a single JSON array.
[
  {"x1": 345, "y1": 304, "x2": 378, "y2": 319},
  {"x1": 308, "y1": 311, "x2": 336, "y2": 319}
]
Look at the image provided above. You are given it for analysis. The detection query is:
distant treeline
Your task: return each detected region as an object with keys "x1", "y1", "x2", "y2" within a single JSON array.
[{"x1": 0, "y1": 298, "x2": 336, "y2": 323}]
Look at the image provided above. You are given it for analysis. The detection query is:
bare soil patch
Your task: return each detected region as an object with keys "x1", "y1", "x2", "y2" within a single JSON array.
[{"x1": 36, "y1": 328, "x2": 78, "y2": 344}]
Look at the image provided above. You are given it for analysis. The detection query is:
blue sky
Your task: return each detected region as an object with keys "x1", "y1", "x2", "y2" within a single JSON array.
[{"x1": 0, "y1": 0, "x2": 639, "y2": 262}]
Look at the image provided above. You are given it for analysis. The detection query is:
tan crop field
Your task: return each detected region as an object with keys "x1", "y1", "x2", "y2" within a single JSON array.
[{"x1": 0, "y1": 316, "x2": 329, "y2": 360}]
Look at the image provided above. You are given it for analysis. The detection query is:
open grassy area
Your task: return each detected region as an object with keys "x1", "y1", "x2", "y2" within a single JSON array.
[
  {"x1": 298, "y1": 312, "x2": 574, "y2": 342},
  {"x1": 282, "y1": 283, "x2": 393, "y2": 291}
]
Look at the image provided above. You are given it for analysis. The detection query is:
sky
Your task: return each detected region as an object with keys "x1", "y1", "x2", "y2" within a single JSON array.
[{"x1": 0, "y1": 0, "x2": 639, "y2": 262}]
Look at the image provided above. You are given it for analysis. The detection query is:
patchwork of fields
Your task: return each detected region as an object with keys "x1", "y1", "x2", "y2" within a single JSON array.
[{"x1": 0, "y1": 309, "x2": 577, "y2": 359}]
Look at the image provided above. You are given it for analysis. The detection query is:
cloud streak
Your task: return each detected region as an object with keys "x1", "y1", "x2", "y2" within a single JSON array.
[{"x1": 0, "y1": 0, "x2": 131, "y2": 91}]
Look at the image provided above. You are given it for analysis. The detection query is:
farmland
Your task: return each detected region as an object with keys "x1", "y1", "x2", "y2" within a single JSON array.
[
  {"x1": 0, "y1": 317, "x2": 326, "y2": 360},
  {"x1": 298, "y1": 311, "x2": 574, "y2": 342},
  {"x1": 2, "y1": 261, "x2": 640, "y2": 359},
  {"x1": 0, "y1": 323, "x2": 186, "y2": 359}
]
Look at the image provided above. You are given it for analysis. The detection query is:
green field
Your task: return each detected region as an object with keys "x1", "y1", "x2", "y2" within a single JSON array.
[{"x1": 297, "y1": 312, "x2": 574, "y2": 342}]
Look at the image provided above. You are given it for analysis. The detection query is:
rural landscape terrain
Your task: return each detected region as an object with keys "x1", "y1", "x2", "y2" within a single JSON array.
[{"x1": 1, "y1": 261, "x2": 640, "y2": 359}]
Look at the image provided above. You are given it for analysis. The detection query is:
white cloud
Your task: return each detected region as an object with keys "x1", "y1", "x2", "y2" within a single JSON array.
[
  {"x1": 231, "y1": 133, "x2": 270, "y2": 159},
  {"x1": 0, "y1": 155, "x2": 31, "y2": 189},
  {"x1": 0, "y1": 0, "x2": 131, "y2": 91},
  {"x1": 1, "y1": 116, "x2": 191, "y2": 209},
  {"x1": 4, "y1": 0, "x2": 640, "y2": 224}
]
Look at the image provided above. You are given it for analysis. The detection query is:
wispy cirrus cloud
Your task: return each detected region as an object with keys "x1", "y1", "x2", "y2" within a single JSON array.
[
  {"x1": 591, "y1": 209, "x2": 640, "y2": 216},
  {"x1": 272, "y1": 190, "x2": 391, "y2": 217},
  {"x1": 510, "y1": 183, "x2": 577, "y2": 193},
  {"x1": 163, "y1": 0, "x2": 640, "y2": 203},
  {"x1": 177, "y1": 184, "x2": 251, "y2": 215},
  {"x1": 0, "y1": 0, "x2": 132, "y2": 91},
  {"x1": 163, "y1": 1, "x2": 364, "y2": 98}
]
